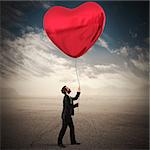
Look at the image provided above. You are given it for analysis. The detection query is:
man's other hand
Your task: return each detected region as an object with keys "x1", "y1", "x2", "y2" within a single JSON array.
[
  {"x1": 74, "y1": 103, "x2": 79, "y2": 108},
  {"x1": 76, "y1": 103, "x2": 79, "y2": 107}
]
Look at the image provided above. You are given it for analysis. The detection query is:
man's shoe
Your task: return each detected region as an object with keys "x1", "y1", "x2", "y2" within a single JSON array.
[
  {"x1": 71, "y1": 142, "x2": 80, "y2": 145},
  {"x1": 58, "y1": 143, "x2": 66, "y2": 148}
]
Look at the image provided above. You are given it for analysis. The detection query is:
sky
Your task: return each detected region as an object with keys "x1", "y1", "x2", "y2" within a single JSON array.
[{"x1": 0, "y1": 1, "x2": 149, "y2": 98}]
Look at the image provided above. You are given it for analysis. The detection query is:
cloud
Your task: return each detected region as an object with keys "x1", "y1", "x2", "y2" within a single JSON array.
[
  {"x1": 94, "y1": 64, "x2": 120, "y2": 72},
  {"x1": 77, "y1": 63, "x2": 148, "y2": 97},
  {"x1": 97, "y1": 38, "x2": 115, "y2": 54},
  {"x1": 1, "y1": 28, "x2": 16, "y2": 40},
  {"x1": 1, "y1": 27, "x2": 73, "y2": 78},
  {"x1": 129, "y1": 29, "x2": 138, "y2": 39},
  {"x1": 97, "y1": 38, "x2": 109, "y2": 49},
  {"x1": 1, "y1": 2, "x2": 26, "y2": 30},
  {"x1": 97, "y1": 37, "x2": 149, "y2": 73},
  {"x1": 1, "y1": 27, "x2": 148, "y2": 97},
  {"x1": 97, "y1": 37, "x2": 117, "y2": 54},
  {"x1": 131, "y1": 59, "x2": 149, "y2": 72},
  {"x1": 41, "y1": 3, "x2": 51, "y2": 9},
  {"x1": 116, "y1": 46, "x2": 149, "y2": 73},
  {"x1": 119, "y1": 46, "x2": 128, "y2": 56}
]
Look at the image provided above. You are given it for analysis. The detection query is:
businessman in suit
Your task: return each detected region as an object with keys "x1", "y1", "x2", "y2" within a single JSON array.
[{"x1": 58, "y1": 86, "x2": 81, "y2": 148}]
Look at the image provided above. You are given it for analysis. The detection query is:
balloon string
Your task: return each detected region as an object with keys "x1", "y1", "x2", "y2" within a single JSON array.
[
  {"x1": 75, "y1": 59, "x2": 80, "y2": 112},
  {"x1": 75, "y1": 59, "x2": 80, "y2": 87}
]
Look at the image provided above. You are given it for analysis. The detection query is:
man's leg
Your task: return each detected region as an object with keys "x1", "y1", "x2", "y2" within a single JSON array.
[
  {"x1": 68, "y1": 117, "x2": 76, "y2": 144},
  {"x1": 58, "y1": 119, "x2": 68, "y2": 145}
]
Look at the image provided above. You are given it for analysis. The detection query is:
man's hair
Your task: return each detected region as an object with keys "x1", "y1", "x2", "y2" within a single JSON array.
[{"x1": 61, "y1": 86, "x2": 66, "y2": 94}]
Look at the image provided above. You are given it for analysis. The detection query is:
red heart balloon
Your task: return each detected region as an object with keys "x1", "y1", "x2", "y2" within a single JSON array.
[{"x1": 43, "y1": 2, "x2": 106, "y2": 58}]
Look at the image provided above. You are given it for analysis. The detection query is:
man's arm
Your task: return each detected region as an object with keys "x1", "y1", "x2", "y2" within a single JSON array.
[
  {"x1": 71, "y1": 86, "x2": 81, "y2": 101},
  {"x1": 71, "y1": 92, "x2": 80, "y2": 100}
]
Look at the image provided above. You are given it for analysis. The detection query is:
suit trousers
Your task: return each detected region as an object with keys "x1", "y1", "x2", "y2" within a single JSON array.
[{"x1": 58, "y1": 116, "x2": 76, "y2": 144}]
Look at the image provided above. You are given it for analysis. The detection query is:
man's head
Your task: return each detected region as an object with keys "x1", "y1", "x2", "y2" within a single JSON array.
[{"x1": 61, "y1": 86, "x2": 71, "y2": 94}]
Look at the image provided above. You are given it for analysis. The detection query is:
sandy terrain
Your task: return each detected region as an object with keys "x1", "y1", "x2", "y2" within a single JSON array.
[{"x1": 1, "y1": 96, "x2": 149, "y2": 149}]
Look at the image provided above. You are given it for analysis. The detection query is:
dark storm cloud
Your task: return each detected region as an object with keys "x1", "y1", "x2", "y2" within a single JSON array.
[
  {"x1": 1, "y1": 2, "x2": 27, "y2": 32},
  {"x1": 1, "y1": 28, "x2": 16, "y2": 41},
  {"x1": 0, "y1": 1, "x2": 55, "y2": 34}
]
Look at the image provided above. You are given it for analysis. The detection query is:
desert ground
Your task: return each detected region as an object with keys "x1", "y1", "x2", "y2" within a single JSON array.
[{"x1": 1, "y1": 96, "x2": 149, "y2": 149}]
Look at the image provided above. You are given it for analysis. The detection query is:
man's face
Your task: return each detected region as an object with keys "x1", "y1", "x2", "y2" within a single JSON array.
[{"x1": 65, "y1": 86, "x2": 71, "y2": 94}]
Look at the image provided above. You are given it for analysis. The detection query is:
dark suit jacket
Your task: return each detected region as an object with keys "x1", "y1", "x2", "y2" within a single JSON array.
[{"x1": 61, "y1": 92, "x2": 80, "y2": 119}]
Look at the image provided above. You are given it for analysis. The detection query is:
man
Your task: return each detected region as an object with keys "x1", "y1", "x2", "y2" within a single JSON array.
[{"x1": 58, "y1": 86, "x2": 81, "y2": 148}]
